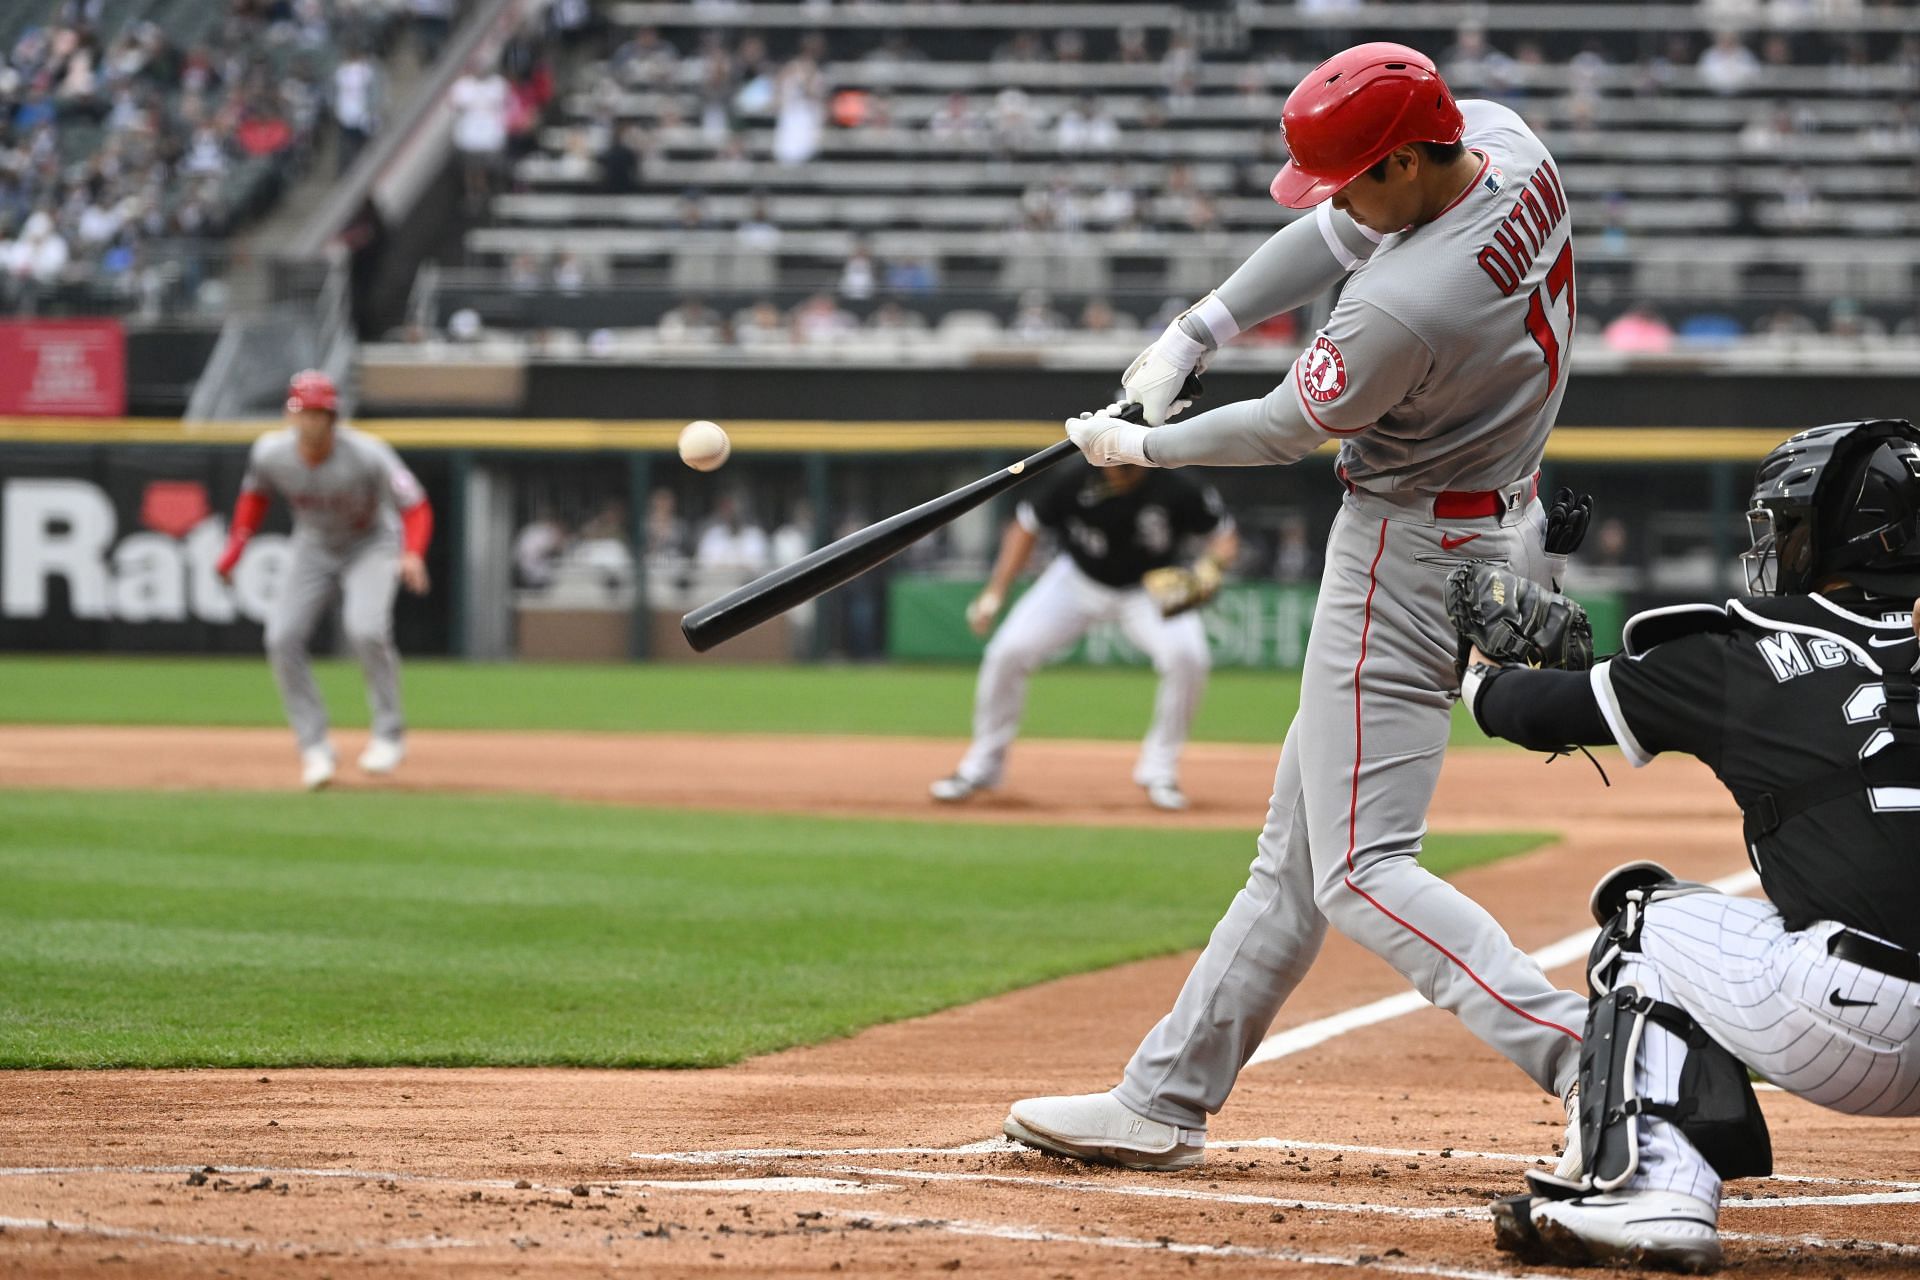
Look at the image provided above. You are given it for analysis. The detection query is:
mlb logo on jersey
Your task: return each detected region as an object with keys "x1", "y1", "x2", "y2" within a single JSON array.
[{"x1": 1300, "y1": 336, "x2": 1348, "y2": 404}]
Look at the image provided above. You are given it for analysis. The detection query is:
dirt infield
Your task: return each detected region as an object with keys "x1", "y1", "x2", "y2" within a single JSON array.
[{"x1": 2, "y1": 728, "x2": 1916, "y2": 1277}]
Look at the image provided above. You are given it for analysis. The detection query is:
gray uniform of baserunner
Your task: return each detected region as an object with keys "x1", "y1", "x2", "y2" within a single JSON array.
[
  {"x1": 1039, "y1": 96, "x2": 1591, "y2": 1145},
  {"x1": 239, "y1": 424, "x2": 426, "y2": 755}
]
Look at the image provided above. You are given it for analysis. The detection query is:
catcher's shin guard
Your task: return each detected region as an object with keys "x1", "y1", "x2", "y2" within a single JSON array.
[{"x1": 1529, "y1": 882, "x2": 1771, "y2": 1201}]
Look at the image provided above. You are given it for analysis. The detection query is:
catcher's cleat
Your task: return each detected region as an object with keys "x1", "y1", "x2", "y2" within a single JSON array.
[
  {"x1": 1491, "y1": 1193, "x2": 1554, "y2": 1264},
  {"x1": 1004, "y1": 1092, "x2": 1204, "y2": 1171},
  {"x1": 1528, "y1": 1190, "x2": 1723, "y2": 1274}
]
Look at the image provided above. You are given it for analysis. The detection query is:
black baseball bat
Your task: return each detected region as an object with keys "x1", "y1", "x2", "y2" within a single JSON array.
[{"x1": 679, "y1": 381, "x2": 1198, "y2": 653}]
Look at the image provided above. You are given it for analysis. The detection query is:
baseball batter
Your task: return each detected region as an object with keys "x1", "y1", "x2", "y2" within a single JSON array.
[
  {"x1": 1456, "y1": 420, "x2": 1920, "y2": 1270},
  {"x1": 216, "y1": 370, "x2": 434, "y2": 790},
  {"x1": 932, "y1": 459, "x2": 1238, "y2": 812},
  {"x1": 1005, "y1": 44, "x2": 1593, "y2": 1169}
]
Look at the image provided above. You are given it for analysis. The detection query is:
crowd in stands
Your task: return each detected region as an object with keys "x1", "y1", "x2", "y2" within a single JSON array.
[
  {"x1": 439, "y1": 7, "x2": 1920, "y2": 352},
  {"x1": 0, "y1": 0, "x2": 426, "y2": 315}
]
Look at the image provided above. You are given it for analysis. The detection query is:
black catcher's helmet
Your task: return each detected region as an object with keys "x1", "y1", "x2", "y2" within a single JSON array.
[{"x1": 1743, "y1": 419, "x2": 1920, "y2": 596}]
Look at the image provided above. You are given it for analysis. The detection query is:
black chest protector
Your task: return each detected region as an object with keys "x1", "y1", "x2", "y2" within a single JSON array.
[{"x1": 1622, "y1": 595, "x2": 1920, "y2": 866}]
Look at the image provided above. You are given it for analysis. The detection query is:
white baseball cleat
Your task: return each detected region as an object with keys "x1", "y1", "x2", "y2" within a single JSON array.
[
  {"x1": 1003, "y1": 1091, "x2": 1204, "y2": 1171},
  {"x1": 300, "y1": 745, "x2": 336, "y2": 791},
  {"x1": 1555, "y1": 1081, "x2": 1584, "y2": 1180},
  {"x1": 929, "y1": 773, "x2": 987, "y2": 803},
  {"x1": 1528, "y1": 1190, "x2": 1722, "y2": 1273},
  {"x1": 358, "y1": 735, "x2": 406, "y2": 775},
  {"x1": 1144, "y1": 781, "x2": 1189, "y2": 812}
]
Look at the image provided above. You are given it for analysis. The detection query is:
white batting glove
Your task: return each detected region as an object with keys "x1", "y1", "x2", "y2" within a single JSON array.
[
  {"x1": 1121, "y1": 294, "x2": 1236, "y2": 426},
  {"x1": 1068, "y1": 405, "x2": 1154, "y2": 467}
]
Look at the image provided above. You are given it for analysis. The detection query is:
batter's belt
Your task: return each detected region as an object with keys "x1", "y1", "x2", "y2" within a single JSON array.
[{"x1": 1338, "y1": 467, "x2": 1541, "y2": 525}]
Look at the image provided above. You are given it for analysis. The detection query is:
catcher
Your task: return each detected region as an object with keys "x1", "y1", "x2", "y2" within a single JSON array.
[
  {"x1": 1448, "y1": 419, "x2": 1920, "y2": 1272},
  {"x1": 932, "y1": 455, "x2": 1237, "y2": 811}
]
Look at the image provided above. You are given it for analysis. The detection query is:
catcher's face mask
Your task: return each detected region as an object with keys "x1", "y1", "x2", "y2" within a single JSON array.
[
  {"x1": 1742, "y1": 502, "x2": 1816, "y2": 596},
  {"x1": 1742, "y1": 505, "x2": 1780, "y2": 595}
]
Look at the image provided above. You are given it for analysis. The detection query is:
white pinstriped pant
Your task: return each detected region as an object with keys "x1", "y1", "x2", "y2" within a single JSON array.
[{"x1": 1620, "y1": 892, "x2": 1920, "y2": 1204}]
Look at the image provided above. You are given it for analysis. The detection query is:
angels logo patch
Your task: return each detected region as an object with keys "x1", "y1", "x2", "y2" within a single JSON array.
[{"x1": 1299, "y1": 336, "x2": 1348, "y2": 404}]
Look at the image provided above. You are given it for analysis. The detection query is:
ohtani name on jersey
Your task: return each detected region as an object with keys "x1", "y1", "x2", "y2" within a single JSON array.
[
  {"x1": 1474, "y1": 161, "x2": 1569, "y2": 296},
  {"x1": 1757, "y1": 631, "x2": 1872, "y2": 684}
]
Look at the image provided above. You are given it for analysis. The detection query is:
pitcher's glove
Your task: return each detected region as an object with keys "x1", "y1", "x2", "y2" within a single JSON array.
[
  {"x1": 1143, "y1": 556, "x2": 1224, "y2": 618},
  {"x1": 1445, "y1": 562, "x2": 1593, "y2": 678}
]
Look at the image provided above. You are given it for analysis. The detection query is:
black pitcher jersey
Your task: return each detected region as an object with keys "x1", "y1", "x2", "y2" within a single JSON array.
[
  {"x1": 1017, "y1": 461, "x2": 1226, "y2": 588},
  {"x1": 1591, "y1": 594, "x2": 1920, "y2": 949}
]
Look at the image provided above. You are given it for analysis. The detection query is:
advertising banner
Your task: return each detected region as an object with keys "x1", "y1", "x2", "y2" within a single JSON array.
[
  {"x1": 0, "y1": 444, "x2": 452, "y2": 653},
  {"x1": 888, "y1": 575, "x2": 1321, "y2": 669},
  {"x1": 0, "y1": 320, "x2": 126, "y2": 416},
  {"x1": 889, "y1": 574, "x2": 1622, "y2": 670}
]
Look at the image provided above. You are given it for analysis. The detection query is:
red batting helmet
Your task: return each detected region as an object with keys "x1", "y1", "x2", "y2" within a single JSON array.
[
  {"x1": 1269, "y1": 43, "x2": 1464, "y2": 209},
  {"x1": 287, "y1": 369, "x2": 338, "y2": 414}
]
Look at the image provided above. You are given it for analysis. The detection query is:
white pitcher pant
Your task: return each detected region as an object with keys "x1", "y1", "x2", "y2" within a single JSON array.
[{"x1": 956, "y1": 556, "x2": 1209, "y2": 789}]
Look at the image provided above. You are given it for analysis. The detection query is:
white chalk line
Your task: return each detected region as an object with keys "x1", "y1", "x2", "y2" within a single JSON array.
[
  {"x1": 1248, "y1": 869, "x2": 1762, "y2": 1066},
  {"x1": 13, "y1": 1151, "x2": 1915, "y2": 1207},
  {"x1": 1724, "y1": 1229, "x2": 1920, "y2": 1257},
  {"x1": 0, "y1": 1163, "x2": 882, "y2": 1197},
  {"x1": 747, "y1": 1159, "x2": 1920, "y2": 1216},
  {"x1": 627, "y1": 1137, "x2": 1920, "y2": 1192},
  {"x1": 830, "y1": 1209, "x2": 1572, "y2": 1280},
  {"x1": 0, "y1": 1215, "x2": 486, "y2": 1254},
  {"x1": 5, "y1": 1161, "x2": 1915, "y2": 1261},
  {"x1": 8, "y1": 1197, "x2": 1909, "y2": 1269}
]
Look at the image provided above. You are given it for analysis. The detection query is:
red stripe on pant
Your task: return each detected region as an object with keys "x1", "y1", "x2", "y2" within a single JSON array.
[{"x1": 1340, "y1": 516, "x2": 1580, "y2": 1043}]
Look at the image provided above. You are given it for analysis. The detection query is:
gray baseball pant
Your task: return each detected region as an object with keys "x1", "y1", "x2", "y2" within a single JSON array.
[
  {"x1": 265, "y1": 533, "x2": 405, "y2": 752},
  {"x1": 1116, "y1": 487, "x2": 1589, "y2": 1129}
]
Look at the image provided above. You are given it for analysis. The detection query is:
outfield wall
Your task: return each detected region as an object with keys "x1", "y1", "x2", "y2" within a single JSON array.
[{"x1": 0, "y1": 418, "x2": 1795, "y2": 662}]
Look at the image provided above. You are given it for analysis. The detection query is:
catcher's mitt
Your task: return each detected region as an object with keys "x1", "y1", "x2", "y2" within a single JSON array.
[
  {"x1": 1142, "y1": 557, "x2": 1224, "y2": 618},
  {"x1": 1444, "y1": 562, "x2": 1593, "y2": 676}
]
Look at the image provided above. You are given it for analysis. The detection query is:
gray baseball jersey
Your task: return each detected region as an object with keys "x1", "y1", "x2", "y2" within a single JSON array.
[
  {"x1": 241, "y1": 424, "x2": 426, "y2": 549},
  {"x1": 1149, "y1": 99, "x2": 1575, "y2": 496},
  {"x1": 1109, "y1": 99, "x2": 1589, "y2": 1134},
  {"x1": 241, "y1": 424, "x2": 424, "y2": 754}
]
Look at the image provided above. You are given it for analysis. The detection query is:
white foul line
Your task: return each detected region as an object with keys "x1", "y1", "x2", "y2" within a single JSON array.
[{"x1": 1248, "y1": 869, "x2": 1762, "y2": 1066}]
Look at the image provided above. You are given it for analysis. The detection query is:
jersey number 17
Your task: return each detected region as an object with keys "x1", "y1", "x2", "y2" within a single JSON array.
[{"x1": 1524, "y1": 243, "x2": 1577, "y2": 392}]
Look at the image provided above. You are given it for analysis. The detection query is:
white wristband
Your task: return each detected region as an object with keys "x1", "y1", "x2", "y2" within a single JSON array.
[
  {"x1": 1110, "y1": 421, "x2": 1153, "y2": 467},
  {"x1": 1459, "y1": 662, "x2": 1496, "y2": 724},
  {"x1": 1188, "y1": 292, "x2": 1241, "y2": 346}
]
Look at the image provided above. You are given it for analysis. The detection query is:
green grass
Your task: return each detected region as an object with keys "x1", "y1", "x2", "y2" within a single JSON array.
[
  {"x1": 0, "y1": 790, "x2": 1546, "y2": 1068},
  {"x1": 0, "y1": 657, "x2": 1496, "y2": 745}
]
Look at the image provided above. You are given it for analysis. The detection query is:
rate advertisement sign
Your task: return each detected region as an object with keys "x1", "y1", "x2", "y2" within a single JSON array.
[
  {"x1": 0, "y1": 319, "x2": 126, "y2": 416},
  {"x1": 0, "y1": 445, "x2": 452, "y2": 653}
]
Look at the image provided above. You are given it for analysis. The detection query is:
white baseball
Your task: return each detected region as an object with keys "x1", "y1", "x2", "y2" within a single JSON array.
[{"x1": 678, "y1": 420, "x2": 731, "y2": 472}]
